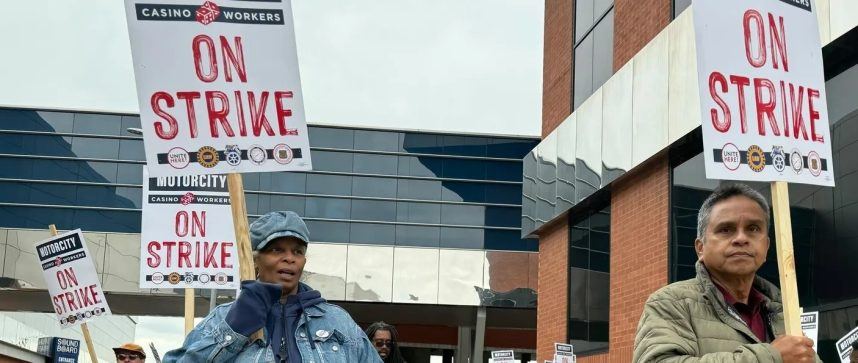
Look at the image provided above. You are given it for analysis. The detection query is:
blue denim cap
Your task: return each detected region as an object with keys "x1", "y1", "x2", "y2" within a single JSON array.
[{"x1": 250, "y1": 211, "x2": 310, "y2": 251}]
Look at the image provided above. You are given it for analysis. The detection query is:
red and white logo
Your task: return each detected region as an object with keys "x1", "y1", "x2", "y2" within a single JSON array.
[
  {"x1": 807, "y1": 151, "x2": 822, "y2": 177},
  {"x1": 721, "y1": 143, "x2": 741, "y2": 171},
  {"x1": 180, "y1": 192, "x2": 196, "y2": 205},
  {"x1": 167, "y1": 147, "x2": 190, "y2": 169},
  {"x1": 196, "y1": 1, "x2": 221, "y2": 25},
  {"x1": 272, "y1": 144, "x2": 293, "y2": 165}
]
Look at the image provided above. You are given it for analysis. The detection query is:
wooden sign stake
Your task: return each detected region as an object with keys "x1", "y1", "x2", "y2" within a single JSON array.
[
  {"x1": 48, "y1": 224, "x2": 99, "y2": 362},
  {"x1": 184, "y1": 288, "x2": 194, "y2": 335},
  {"x1": 770, "y1": 181, "x2": 801, "y2": 335},
  {"x1": 226, "y1": 172, "x2": 264, "y2": 341}
]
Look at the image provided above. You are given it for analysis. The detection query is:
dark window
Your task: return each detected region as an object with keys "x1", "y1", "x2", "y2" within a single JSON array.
[
  {"x1": 442, "y1": 158, "x2": 486, "y2": 180},
  {"x1": 397, "y1": 179, "x2": 442, "y2": 200},
  {"x1": 350, "y1": 222, "x2": 395, "y2": 245},
  {"x1": 485, "y1": 183, "x2": 523, "y2": 205},
  {"x1": 71, "y1": 137, "x2": 119, "y2": 159},
  {"x1": 441, "y1": 135, "x2": 487, "y2": 157},
  {"x1": 398, "y1": 155, "x2": 443, "y2": 178},
  {"x1": 487, "y1": 138, "x2": 538, "y2": 159},
  {"x1": 567, "y1": 206, "x2": 611, "y2": 354},
  {"x1": 573, "y1": 2, "x2": 614, "y2": 110},
  {"x1": 353, "y1": 153, "x2": 398, "y2": 175},
  {"x1": 442, "y1": 182, "x2": 485, "y2": 203},
  {"x1": 305, "y1": 220, "x2": 349, "y2": 243},
  {"x1": 395, "y1": 225, "x2": 440, "y2": 247},
  {"x1": 73, "y1": 113, "x2": 122, "y2": 135},
  {"x1": 440, "y1": 204, "x2": 485, "y2": 226},
  {"x1": 440, "y1": 227, "x2": 484, "y2": 249},
  {"x1": 269, "y1": 195, "x2": 305, "y2": 215},
  {"x1": 351, "y1": 200, "x2": 396, "y2": 222},
  {"x1": 262, "y1": 172, "x2": 306, "y2": 193},
  {"x1": 308, "y1": 127, "x2": 354, "y2": 149},
  {"x1": 312, "y1": 150, "x2": 353, "y2": 173},
  {"x1": 401, "y1": 133, "x2": 441, "y2": 154},
  {"x1": 396, "y1": 202, "x2": 441, "y2": 224}
]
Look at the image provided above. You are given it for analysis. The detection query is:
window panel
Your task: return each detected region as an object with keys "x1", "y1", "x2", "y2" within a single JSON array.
[
  {"x1": 312, "y1": 150, "x2": 353, "y2": 173},
  {"x1": 441, "y1": 204, "x2": 485, "y2": 226},
  {"x1": 487, "y1": 138, "x2": 538, "y2": 159},
  {"x1": 353, "y1": 153, "x2": 397, "y2": 175},
  {"x1": 0, "y1": 133, "x2": 73, "y2": 156},
  {"x1": 308, "y1": 127, "x2": 354, "y2": 149},
  {"x1": 395, "y1": 225, "x2": 440, "y2": 247},
  {"x1": 0, "y1": 157, "x2": 35, "y2": 179},
  {"x1": 269, "y1": 195, "x2": 305, "y2": 215},
  {"x1": 484, "y1": 183, "x2": 522, "y2": 205},
  {"x1": 78, "y1": 161, "x2": 118, "y2": 183},
  {"x1": 574, "y1": 35, "x2": 595, "y2": 109},
  {"x1": 592, "y1": 9, "x2": 615, "y2": 92},
  {"x1": 351, "y1": 200, "x2": 396, "y2": 222},
  {"x1": 439, "y1": 227, "x2": 484, "y2": 249},
  {"x1": 569, "y1": 267, "x2": 589, "y2": 320},
  {"x1": 441, "y1": 135, "x2": 487, "y2": 157},
  {"x1": 674, "y1": 0, "x2": 692, "y2": 18},
  {"x1": 570, "y1": 247, "x2": 590, "y2": 269},
  {"x1": 118, "y1": 139, "x2": 145, "y2": 161},
  {"x1": 265, "y1": 172, "x2": 306, "y2": 193},
  {"x1": 354, "y1": 130, "x2": 400, "y2": 152},
  {"x1": 483, "y1": 230, "x2": 527, "y2": 251},
  {"x1": 121, "y1": 116, "x2": 142, "y2": 133},
  {"x1": 71, "y1": 137, "x2": 119, "y2": 159},
  {"x1": 397, "y1": 156, "x2": 442, "y2": 178},
  {"x1": 442, "y1": 158, "x2": 486, "y2": 180},
  {"x1": 397, "y1": 179, "x2": 441, "y2": 200},
  {"x1": 401, "y1": 133, "x2": 441, "y2": 154},
  {"x1": 73, "y1": 113, "x2": 122, "y2": 136},
  {"x1": 307, "y1": 174, "x2": 351, "y2": 195},
  {"x1": 441, "y1": 182, "x2": 485, "y2": 203},
  {"x1": 351, "y1": 176, "x2": 397, "y2": 198},
  {"x1": 350, "y1": 223, "x2": 395, "y2": 245},
  {"x1": 305, "y1": 197, "x2": 351, "y2": 219},
  {"x1": 73, "y1": 209, "x2": 140, "y2": 233},
  {"x1": 305, "y1": 220, "x2": 349, "y2": 243},
  {"x1": 485, "y1": 161, "x2": 523, "y2": 182},
  {"x1": 575, "y1": 0, "x2": 595, "y2": 42},
  {"x1": 396, "y1": 202, "x2": 441, "y2": 224},
  {"x1": 485, "y1": 206, "x2": 521, "y2": 228}
]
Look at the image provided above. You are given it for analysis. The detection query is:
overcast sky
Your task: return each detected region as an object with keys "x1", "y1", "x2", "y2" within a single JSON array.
[
  {"x1": 0, "y1": 0, "x2": 543, "y2": 136},
  {"x1": 0, "y1": 0, "x2": 544, "y2": 355}
]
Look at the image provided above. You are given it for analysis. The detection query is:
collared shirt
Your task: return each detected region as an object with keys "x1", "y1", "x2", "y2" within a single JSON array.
[{"x1": 714, "y1": 283, "x2": 769, "y2": 342}]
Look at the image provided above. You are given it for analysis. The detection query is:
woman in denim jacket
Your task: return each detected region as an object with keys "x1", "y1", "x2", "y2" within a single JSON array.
[{"x1": 164, "y1": 211, "x2": 381, "y2": 363}]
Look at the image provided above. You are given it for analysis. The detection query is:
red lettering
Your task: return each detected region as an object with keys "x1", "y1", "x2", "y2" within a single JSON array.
[
  {"x1": 163, "y1": 241, "x2": 176, "y2": 267},
  {"x1": 780, "y1": 81, "x2": 790, "y2": 137},
  {"x1": 65, "y1": 292, "x2": 79, "y2": 311},
  {"x1": 151, "y1": 92, "x2": 178, "y2": 140},
  {"x1": 754, "y1": 78, "x2": 780, "y2": 136},
  {"x1": 768, "y1": 13, "x2": 789, "y2": 72},
  {"x1": 220, "y1": 36, "x2": 247, "y2": 83},
  {"x1": 178, "y1": 241, "x2": 192, "y2": 268},
  {"x1": 234, "y1": 91, "x2": 248, "y2": 136},
  {"x1": 709, "y1": 72, "x2": 731, "y2": 132},
  {"x1": 275, "y1": 91, "x2": 295, "y2": 135},
  {"x1": 808, "y1": 88, "x2": 824, "y2": 143},
  {"x1": 147, "y1": 241, "x2": 162, "y2": 268},
  {"x1": 729, "y1": 75, "x2": 751, "y2": 134},
  {"x1": 204, "y1": 242, "x2": 219, "y2": 268},
  {"x1": 743, "y1": 10, "x2": 766, "y2": 68},
  {"x1": 192, "y1": 211, "x2": 206, "y2": 237},
  {"x1": 52, "y1": 296, "x2": 65, "y2": 314},
  {"x1": 205, "y1": 91, "x2": 236, "y2": 137},
  {"x1": 789, "y1": 84, "x2": 809, "y2": 140},
  {"x1": 222, "y1": 242, "x2": 234, "y2": 268},
  {"x1": 248, "y1": 91, "x2": 275, "y2": 136},
  {"x1": 176, "y1": 211, "x2": 188, "y2": 237},
  {"x1": 176, "y1": 91, "x2": 201, "y2": 138},
  {"x1": 193, "y1": 35, "x2": 218, "y2": 82}
]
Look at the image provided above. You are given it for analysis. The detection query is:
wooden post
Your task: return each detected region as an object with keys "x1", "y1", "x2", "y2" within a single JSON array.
[
  {"x1": 226, "y1": 173, "x2": 264, "y2": 341},
  {"x1": 770, "y1": 181, "x2": 801, "y2": 335},
  {"x1": 184, "y1": 288, "x2": 195, "y2": 335},
  {"x1": 48, "y1": 225, "x2": 99, "y2": 362}
]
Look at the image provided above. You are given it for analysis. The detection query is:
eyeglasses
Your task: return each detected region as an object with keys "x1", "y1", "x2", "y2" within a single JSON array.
[
  {"x1": 115, "y1": 353, "x2": 143, "y2": 361},
  {"x1": 373, "y1": 340, "x2": 393, "y2": 348}
]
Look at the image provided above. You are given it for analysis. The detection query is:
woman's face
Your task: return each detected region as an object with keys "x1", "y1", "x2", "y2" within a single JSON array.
[
  {"x1": 255, "y1": 237, "x2": 307, "y2": 296},
  {"x1": 372, "y1": 329, "x2": 392, "y2": 359}
]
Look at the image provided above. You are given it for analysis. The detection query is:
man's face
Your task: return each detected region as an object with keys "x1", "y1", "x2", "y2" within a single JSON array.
[
  {"x1": 371, "y1": 329, "x2": 392, "y2": 359},
  {"x1": 850, "y1": 347, "x2": 858, "y2": 362},
  {"x1": 256, "y1": 237, "x2": 307, "y2": 296},
  {"x1": 695, "y1": 195, "x2": 769, "y2": 280},
  {"x1": 115, "y1": 352, "x2": 144, "y2": 362}
]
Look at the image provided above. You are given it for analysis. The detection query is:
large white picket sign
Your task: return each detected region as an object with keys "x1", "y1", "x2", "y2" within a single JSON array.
[
  {"x1": 140, "y1": 169, "x2": 240, "y2": 289},
  {"x1": 125, "y1": 0, "x2": 312, "y2": 177},
  {"x1": 694, "y1": 0, "x2": 834, "y2": 186},
  {"x1": 35, "y1": 230, "x2": 112, "y2": 329}
]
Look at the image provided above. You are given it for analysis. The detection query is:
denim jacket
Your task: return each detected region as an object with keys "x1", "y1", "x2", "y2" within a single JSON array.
[{"x1": 163, "y1": 301, "x2": 382, "y2": 362}]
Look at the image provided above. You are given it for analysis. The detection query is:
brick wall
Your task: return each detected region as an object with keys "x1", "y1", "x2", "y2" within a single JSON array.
[
  {"x1": 542, "y1": 0, "x2": 574, "y2": 138},
  {"x1": 576, "y1": 156, "x2": 671, "y2": 363},
  {"x1": 613, "y1": 0, "x2": 672, "y2": 71},
  {"x1": 536, "y1": 221, "x2": 569, "y2": 360}
]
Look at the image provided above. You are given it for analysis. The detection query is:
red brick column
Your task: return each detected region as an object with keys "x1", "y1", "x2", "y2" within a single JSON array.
[
  {"x1": 542, "y1": 0, "x2": 574, "y2": 137},
  {"x1": 613, "y1": 0, "x2": 672, "y2": 71},
  {"x1": 536, "y1": 221, "x2": 569, "y2": 360}
]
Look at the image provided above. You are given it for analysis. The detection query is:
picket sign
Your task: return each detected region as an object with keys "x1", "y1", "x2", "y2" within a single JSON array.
[
  {"x1": 48, "y1": 225, "x2": 99, "y2": 363},
  {"x1": 770, "y1": 182, "x2": 801, "y2": 335}
]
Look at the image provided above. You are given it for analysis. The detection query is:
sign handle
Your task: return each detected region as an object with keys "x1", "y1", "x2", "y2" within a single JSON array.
[
  {"x1": 184, "y1": 288, "x2": 195, "y2": 335},
  {"x1": 770, "y1": 181, "x2": 801, "y2": 335},
  {"x1": 48, "y1": 224, "x2": 99, "y2": 362},
  {"x1": 226, "y1": 173, "x2": 264, "y2": 341}
]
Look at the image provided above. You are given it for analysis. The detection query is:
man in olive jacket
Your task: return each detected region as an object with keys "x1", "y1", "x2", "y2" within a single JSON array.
[{"x1": 633, "y1": 184, "x2": 819, "y2": 363}]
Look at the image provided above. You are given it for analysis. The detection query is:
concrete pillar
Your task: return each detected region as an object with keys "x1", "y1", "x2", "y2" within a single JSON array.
[
  {"x1": 456, "y1": 326, "x2": 472, "y2": 363},
  {"x1": 473, "y1": 307, "x2": 487, "y2": 363}
]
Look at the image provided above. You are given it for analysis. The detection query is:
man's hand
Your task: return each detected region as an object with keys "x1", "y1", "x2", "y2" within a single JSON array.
[{"x1": 771, "y1": 335, "x2": 815, "y2": 363}]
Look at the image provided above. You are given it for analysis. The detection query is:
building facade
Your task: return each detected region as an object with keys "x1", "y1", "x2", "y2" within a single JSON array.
[
  {"x1": 531, "y1": 0, "x2": 858, "y2": 361},
  {"x1": 0, "y1": 107, "x2": 539, "y2": 362}
]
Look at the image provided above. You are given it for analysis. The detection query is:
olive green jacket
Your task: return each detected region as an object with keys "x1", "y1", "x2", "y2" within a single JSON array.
[{"x1": 632, "y1": 261, "x2": 822, "y2": 362}]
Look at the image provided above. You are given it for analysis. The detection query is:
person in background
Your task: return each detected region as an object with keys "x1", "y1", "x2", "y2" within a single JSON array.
[
  {"x1": 113, "y1": 343, "x2": 146, "y2": 362},
  {"x1": 365, "y1": 322, "x2": 406, "y2": 363},
  {"x1": 164, "y1": 211, "x2": 380, "y2": 362}
]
